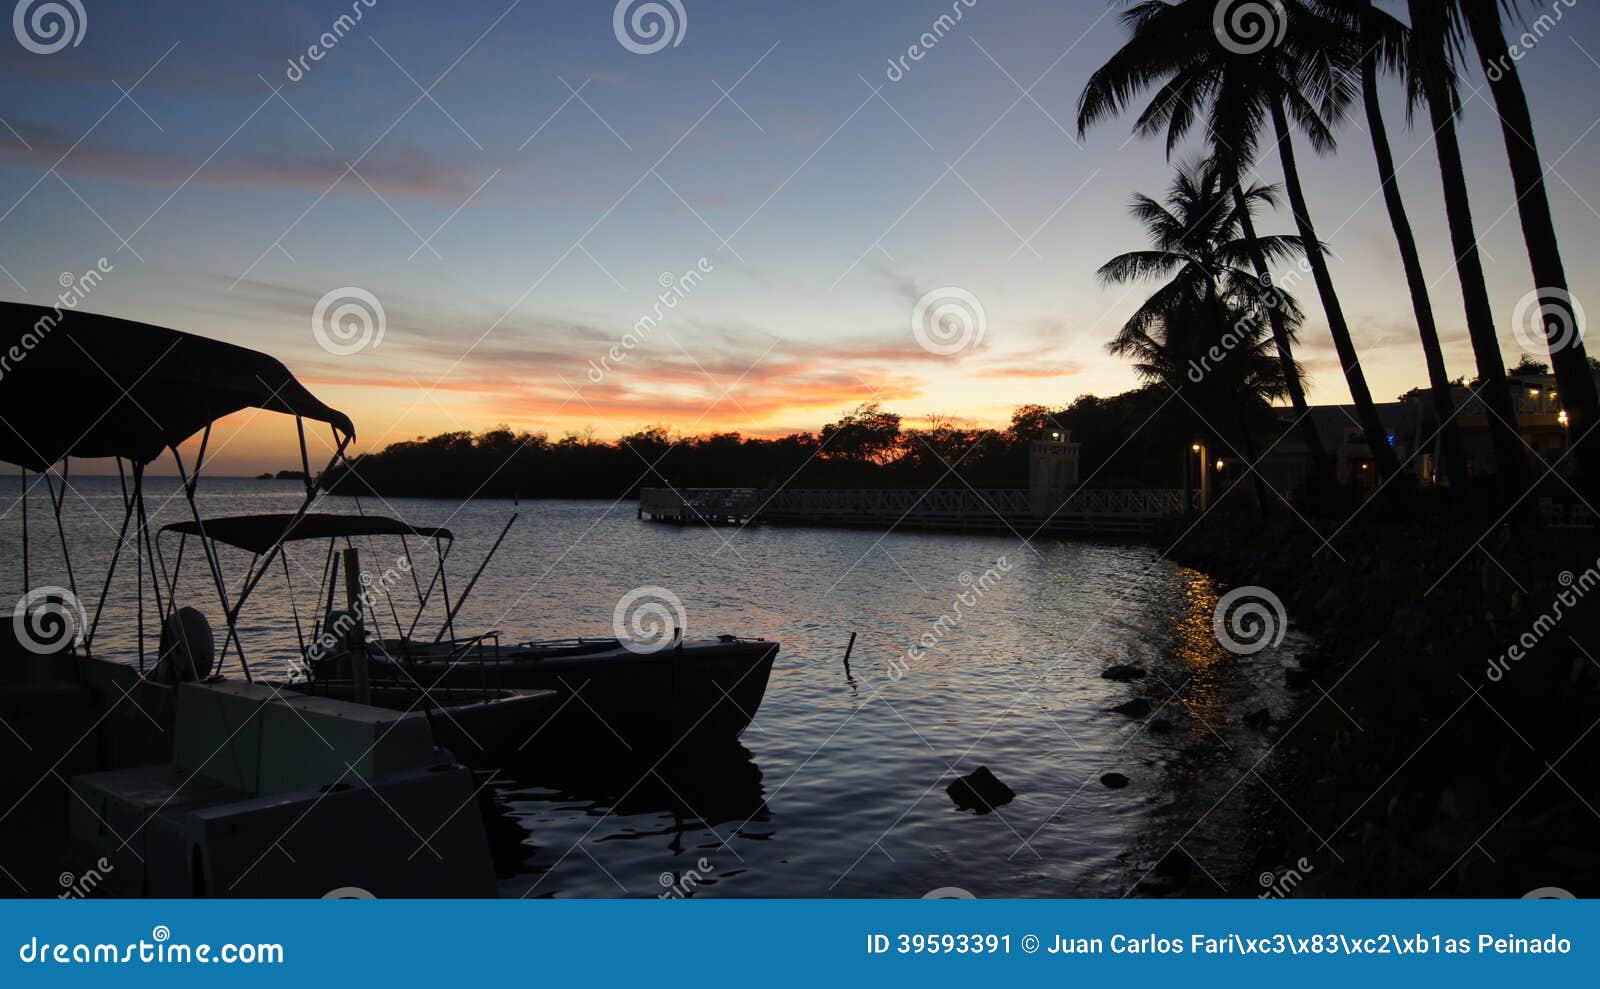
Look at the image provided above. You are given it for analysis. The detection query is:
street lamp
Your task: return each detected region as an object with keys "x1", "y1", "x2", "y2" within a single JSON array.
[{"x1": 1559, "y1": 410, "x2": 1570, "y2": 428}]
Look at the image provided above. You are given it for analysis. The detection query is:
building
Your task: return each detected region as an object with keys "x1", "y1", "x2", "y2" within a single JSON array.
[{"x1": 1258, "y1": 368, "x2": 1591, "y2": 498}]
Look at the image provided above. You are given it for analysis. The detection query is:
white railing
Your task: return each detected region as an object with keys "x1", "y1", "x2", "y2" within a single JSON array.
[
  {"x1": 640, "y1": 486, "x2": 1190, "y2": 531},
  {"x1": 766, "y1": 487, "x2": 1187, "y2": 519}
]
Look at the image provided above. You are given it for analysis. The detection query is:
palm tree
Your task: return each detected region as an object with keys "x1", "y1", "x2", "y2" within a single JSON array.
[
  {"x1": 1455, "y1": 0, "x2": 1600, "y2": 498},
  {"x1": 1310, "y1": 0, "x2": 1467, "y2": 489},
  {"x1": 1079, "y1": 0, "x2": 1402, "y2": 481},
  {"x1": 1403, "y1": 0, "x2": 1530, "y2": 495},
  {"x1": 1100, "y1": 160, "x2": 1306, "y2": 512}
]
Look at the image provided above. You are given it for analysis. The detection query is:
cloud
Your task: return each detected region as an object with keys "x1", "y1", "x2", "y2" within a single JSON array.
[
  {"x1": 189, "y1": 278, "x2": 986, "y2": 441},
  {"x1": 0, "y1": 120, "x2": 489, "y2": 200},
  {"x1": 974, "y1": 359, "x2": 1086, "y2": 380}
]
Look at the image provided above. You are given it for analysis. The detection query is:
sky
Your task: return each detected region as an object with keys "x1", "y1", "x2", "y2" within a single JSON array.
[{"x1": 2, "y1": 0, "x2": 1598, "y2": 474}]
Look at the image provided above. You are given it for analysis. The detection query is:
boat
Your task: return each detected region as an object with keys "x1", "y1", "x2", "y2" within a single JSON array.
[
  {"x1": 157, "y1": 512, "x2": 560, "y2": 764},
  {"x1": 0, "y1": 301, "x2": 506, "y2": 896},
  {"x1": 318, "y1": 633, "x2": 779, "y2": 749}
]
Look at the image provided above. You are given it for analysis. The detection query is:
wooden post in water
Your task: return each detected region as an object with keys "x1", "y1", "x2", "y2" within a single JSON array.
[
  {"x1": 342, "y1": 547, "x2": 371, "y2": 707},
  {"x1": 842, "y1": 631, "x2": 857, "y2": 679}
]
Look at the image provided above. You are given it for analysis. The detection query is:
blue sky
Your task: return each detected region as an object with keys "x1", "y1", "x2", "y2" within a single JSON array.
[{"x1": 2, "y1": 0, "x2": 1598, "y2": 472}]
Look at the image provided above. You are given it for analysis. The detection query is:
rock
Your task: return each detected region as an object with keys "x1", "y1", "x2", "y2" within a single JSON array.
[
  {"x1": 1100, "y1": 772, "x2": 1130, "y2": 788},
  {"x1": 946, "y1": 766, "x2": 1015, "y2": 813},
  {"x1": 1101, "y1": 665, "x2": 1147, "y2": 682},
  {"x1": 1149, "y1": 718, "x2": 1175, "y2": 735},
  {"x1": 1111, "y1": 698, "x2": 1153, "y2": 718},
  {"x1": 1244, "y1": 708, "x2": 1273, "y2": 731}
]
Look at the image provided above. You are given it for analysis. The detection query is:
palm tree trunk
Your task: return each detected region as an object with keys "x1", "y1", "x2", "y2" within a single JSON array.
[
  {"x1": 1460, "y1": 0, "x2": 1600, "y2": 500},
  {"x1": 1233, "y1": 404, "x2": 1273, "y2": 518},
  {"x1": 1206, "y1": 288, "x2": 1271, "y2": 517},
  {"x1": 1359, "y1": 11, "x2": 1467, "y2": 490},
  {"x1": 1232, "y1": 184, "x2": 1336, "y2": 488},
  {"x1": 1413, "y1": 46, "x2": 1530, "y2": 497},
  {"x1": 1269, "y1": 96, "x2": 1401, "y2": 479}
]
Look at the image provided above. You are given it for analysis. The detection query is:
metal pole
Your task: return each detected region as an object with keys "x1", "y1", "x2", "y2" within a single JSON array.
[
  {"x1": 343, "y1": 547, "x2": 370, "y2": 706},
  {"x1": 19, "y1": 467, "x2": 29, "y2": 595},
  {"x1": 432, "y1": 514, "x2": 516, "y2": 645}
]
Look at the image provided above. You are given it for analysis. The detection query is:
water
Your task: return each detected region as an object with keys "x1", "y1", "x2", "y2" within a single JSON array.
[{"x1": 2, "y1": 475, "x2": 1304, "y2": 898}]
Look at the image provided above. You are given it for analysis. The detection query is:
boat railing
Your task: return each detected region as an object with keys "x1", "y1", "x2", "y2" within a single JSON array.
[{"x1": 438, "y1": 630, "x2": 501, "y2": 703}]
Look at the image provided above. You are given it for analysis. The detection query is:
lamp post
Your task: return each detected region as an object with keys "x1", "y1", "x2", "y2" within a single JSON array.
[{"x1": 1193, "y1": 442, "x2": 1210, "y2": 512}]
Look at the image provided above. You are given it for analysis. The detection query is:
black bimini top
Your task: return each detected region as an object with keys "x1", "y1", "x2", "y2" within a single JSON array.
[
  {"x1": 0, "y1": 302, "x2": 355, "y2": 471},
  {"x1": 162, "y1": 513, "x2": 452, "y2": 555}
]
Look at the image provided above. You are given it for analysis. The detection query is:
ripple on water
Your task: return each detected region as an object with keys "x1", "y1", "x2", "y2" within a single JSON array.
[{"x1": 5, "y1": 480, "x2": 1304, "y2": 897}]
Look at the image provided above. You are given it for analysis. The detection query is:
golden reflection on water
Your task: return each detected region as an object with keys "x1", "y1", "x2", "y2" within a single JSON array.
[{"x1": 1170, "y1": 568, "x2": 1231, "y2": 731}]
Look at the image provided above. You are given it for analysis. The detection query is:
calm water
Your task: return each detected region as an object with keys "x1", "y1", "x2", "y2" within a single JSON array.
[{"x1": 2, "y1": 476, "x2": 1303, "y2": 898}]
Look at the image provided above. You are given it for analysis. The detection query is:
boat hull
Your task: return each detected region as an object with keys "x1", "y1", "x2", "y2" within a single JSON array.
[
  {"x1": 282, "y1": 681, "x2": 559, "y2": 763},
  {"x1": 340, "y1": 638, "x2": 779, "y2": 752}
]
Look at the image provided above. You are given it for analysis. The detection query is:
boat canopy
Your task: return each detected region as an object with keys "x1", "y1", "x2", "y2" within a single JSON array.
[
  {"x1": 162, "y1": 513, "x2": 453, "y2": 554},
  {"x1": 0, "y1": 302, "x2": 355, "y2": 470}
]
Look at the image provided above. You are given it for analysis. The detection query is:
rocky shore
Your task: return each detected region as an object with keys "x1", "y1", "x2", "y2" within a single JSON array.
[{"x1": 1154, "y1": 510, "x2": 1600, "y2": 897}]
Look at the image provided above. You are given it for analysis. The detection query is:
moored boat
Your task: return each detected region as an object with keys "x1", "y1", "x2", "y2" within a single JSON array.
[{"x1": 320, "y1": 633, "x2": 780, "y2": 750}]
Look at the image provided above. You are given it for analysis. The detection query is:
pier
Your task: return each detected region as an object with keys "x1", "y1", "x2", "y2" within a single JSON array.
[
  {"x1": 638, "y1": 434, "x2": 1191, "y2": 535},
  {"x1": 639, "y1": 486, "x2": 1190, "y2": 535}
]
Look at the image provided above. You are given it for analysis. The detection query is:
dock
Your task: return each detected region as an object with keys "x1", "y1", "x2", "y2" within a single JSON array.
[
  {"x1": 638, "y1": 485, "x2": 1190, "y2": 536},
  {"x1": 637, "y1": 435, "x2": 1190, "y2": 536}
]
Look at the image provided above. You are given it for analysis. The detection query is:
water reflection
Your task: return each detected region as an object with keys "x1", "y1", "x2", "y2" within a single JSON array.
[
  {"x1": 482, "y1": 741, "x2": 769, "y2": 897},
  {"x1": 1170, "y1": 568, "x2": 1230, "y2": 735},
  {"x1": 7, "y1": 480, "x2": 1310, "y2": 898}
]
